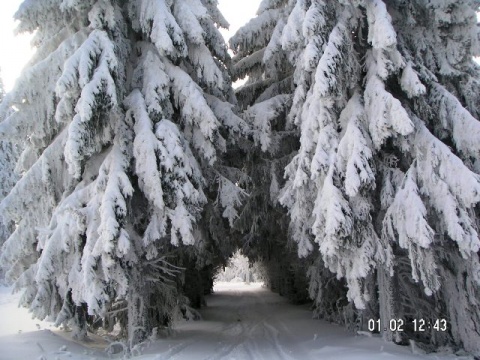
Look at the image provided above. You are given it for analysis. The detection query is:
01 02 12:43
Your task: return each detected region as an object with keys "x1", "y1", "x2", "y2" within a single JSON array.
[{"x1": 367, "y1": 318, "x2": 448, "y2": 332}]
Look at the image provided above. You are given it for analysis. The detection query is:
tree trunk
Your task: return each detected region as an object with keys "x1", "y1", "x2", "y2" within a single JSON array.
[
  {"x1": 71, "y1": 304, "x2": 88, "y2": 341},
  {"x1": 377, "y1": 266, "x2": 396, "y2": 342},
  {"x1": 127, "y1": 275, "x2": 148, "y2": 348}
]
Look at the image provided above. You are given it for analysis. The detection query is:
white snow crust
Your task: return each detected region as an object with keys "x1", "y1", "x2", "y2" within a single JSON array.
[{"x1": 0, "y1": 283, "x2": 470, "y2": 360}]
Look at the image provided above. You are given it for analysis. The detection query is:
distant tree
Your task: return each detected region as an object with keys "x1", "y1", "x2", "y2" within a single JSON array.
[
  {"x1": 214, "y1": 250, "x2": 267, "y2": 283},
  {"x1": 233, "y1": 0, "x2": 480, "y2": 353},
  {"x1": 0, "y1": 0, "x2": 246, "y2": 347}
]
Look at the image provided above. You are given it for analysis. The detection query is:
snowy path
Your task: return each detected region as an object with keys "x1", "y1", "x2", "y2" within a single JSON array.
[
  {"x1": 0, "y1": 283, "x2": 472, "y2": 359},
  {"x1": 147, "y1": 283, "x2": 312, "y2": 360}
]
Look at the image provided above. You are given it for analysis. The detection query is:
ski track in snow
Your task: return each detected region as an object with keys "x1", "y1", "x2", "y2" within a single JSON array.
[{"x1": 0, "y1": 283, "x2": 473, "y2": 360}]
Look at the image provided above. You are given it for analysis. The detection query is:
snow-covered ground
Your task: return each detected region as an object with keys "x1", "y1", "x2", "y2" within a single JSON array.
[{"x1": 0, "y1": 283, "x2": 473, "y2": 360}]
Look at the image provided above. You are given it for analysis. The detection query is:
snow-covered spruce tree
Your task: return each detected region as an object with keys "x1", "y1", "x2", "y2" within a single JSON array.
[
  {"x1": 0, "y1": 0, "x2": 247, "y2": 347},
  {"x1": 232, "y1": 0, "x2": 480, "y2": 353},
  {"x1": 0, "y1": 71, "x2": 20, "y2": 283}
]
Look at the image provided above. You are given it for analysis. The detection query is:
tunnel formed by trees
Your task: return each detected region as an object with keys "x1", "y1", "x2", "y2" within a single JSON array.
[{"x1": 0, "y1": 0, "x2": 480, "y2": 356}]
